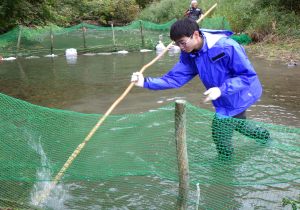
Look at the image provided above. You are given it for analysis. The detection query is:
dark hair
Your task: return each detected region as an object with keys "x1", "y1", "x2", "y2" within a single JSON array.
[{"x1": 170, "y1": 18, "x2": 199, "y2": 41}]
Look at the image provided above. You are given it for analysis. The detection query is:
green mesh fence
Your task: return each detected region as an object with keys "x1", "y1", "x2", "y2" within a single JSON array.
[
  {"x1": 0, "y1": 93, "x2": 299, "y2": 209},
  {"x1": 0, "y1": 17, "x2": 250, "y2": 57}
]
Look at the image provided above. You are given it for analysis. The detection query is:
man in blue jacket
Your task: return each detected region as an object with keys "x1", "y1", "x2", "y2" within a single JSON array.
[{"x1": 131, "y1": 18, "x2": 270, "y2": 159}]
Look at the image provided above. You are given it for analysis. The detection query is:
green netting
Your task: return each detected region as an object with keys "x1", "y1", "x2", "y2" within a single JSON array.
[
  {"x1": 0, "y1": 19, "x2": 177, "y2": 57},
  {"x1": 231, "y1": 34, "x2": 252, "y2": 45},
  {"x1": 0, "y1": 93, "x2": 299, "y2": 209},
  {"x1": 0, "y1": 17, "x2": 250, "y2": 57}
]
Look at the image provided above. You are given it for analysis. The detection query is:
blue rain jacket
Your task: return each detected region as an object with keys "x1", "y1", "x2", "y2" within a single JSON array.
[{"x1": 144, "y1": 29, "x2": 262, "y2": 117}]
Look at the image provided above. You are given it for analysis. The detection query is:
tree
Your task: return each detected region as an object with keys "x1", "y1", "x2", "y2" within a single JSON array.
[
  {"x1": 135, "y1": 0, "x2": 156, "y2": 9},
  {"x1": 0, "y1": 0, "x2": 55, "y2": 33}
]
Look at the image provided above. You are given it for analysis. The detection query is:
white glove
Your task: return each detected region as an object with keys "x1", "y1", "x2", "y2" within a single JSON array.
[
  {"x1": 131, "y1": 72, "x2": 144, "y2": 87},
  {"x1": 203, "y1": 87, "x2": 221, "y2": 102}
]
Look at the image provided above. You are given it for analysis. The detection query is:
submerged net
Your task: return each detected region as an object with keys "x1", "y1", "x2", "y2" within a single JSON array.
[
  {"x1": 0, "y1": 93, "x2": 299, "y2": 209},
  {"x1": 0, "y1": 17, "x2": 250, "y2": 57}
]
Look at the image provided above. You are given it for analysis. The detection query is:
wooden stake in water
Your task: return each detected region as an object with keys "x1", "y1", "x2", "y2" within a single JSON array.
[
  {"x1": 50, "y1": 27, "x2": 54, "y2": 55},
  {"x1": 111, "y1": 23, "x2": 116, "y2": 50},
  {"x1": 82, "y1": 26, "x2": 87, "y2": 49},
  {"x1": 16, "y1": 26, "x2": 22, "y2": 56},
  {"x1": 35, "y1": 3, "x2": 218, "y2": 206},
  {"x1": 175, "y1": 100, "x2": 189, "y2": 210},
  {"x1": 139, "y1": 20, "x2": 145, "y2": 47}
]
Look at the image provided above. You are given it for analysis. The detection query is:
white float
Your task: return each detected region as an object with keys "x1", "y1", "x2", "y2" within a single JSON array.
[
  {"x1": 25, "y1": 56, "x2": 40, "y2": 59},
  {"x1": 156, "y1": 35, "x2": 166, "y2": 54},
  {"x1": 117, "y1": 50, "x2": 129, "y2": 54},
  {"x1": 140, "y1": 49, "x2": 152, "y2": 53},
  {"x1": 65, "y1": 48, "x2": 77, "y2": 64},
  {"x1": 169, "y1": 44, "x2": 181, "y2": 53},
  {"x1": 97, "y1": 52, "x2": 113, "y2": 55},
  {"x1": 1, "y1": 56, "x2": 17, "y2": 61},
  {"x1": 65, "y1": 48, "x2": 77, "y2": 57},
  {"x1": 83, "y1": 53, "x2": 96, "y2": 56},
  {"x1": 44, "y1": 54, "x2": 58, "y2": 58}
]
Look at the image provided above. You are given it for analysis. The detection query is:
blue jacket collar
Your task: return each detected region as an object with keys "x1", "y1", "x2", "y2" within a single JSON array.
[
  {"x1": 187, "y1": 29, "x2": 233, "y2": 58},
  {"x1": 188, "y1": 31, "x2": 208, "y2": 58}
]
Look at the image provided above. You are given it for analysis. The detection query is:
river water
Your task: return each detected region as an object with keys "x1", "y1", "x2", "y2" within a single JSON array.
[
  {"x1": 1, "y1": 52, "x2": 299, "y2": 127},
  {"x1": 0, "y1": 51, "x2": 299, "y2": 209}
]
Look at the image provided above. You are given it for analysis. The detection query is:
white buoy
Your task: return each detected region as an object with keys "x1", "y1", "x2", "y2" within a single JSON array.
[
  {"x1": 117, "y1": 50, "x2": 129, "y2": 54},
  {"x1": 2, "y1": 56, "x2": 17, "y2": 61},
  {"x1": 25, "y1": 56, "x2": 40, "y2": 59},
  {"x1": 97, "y1": 52, "x2": 113, "y2": 55},
  {"x1": 140, "y1": 49, "x2": 152, "y2": 53},
  {"x1": 44, "y1": 54, "x2": 58, "y2": 58},
  {"x1": 2, "y1": 56, "x2": 16, "y2": 61},
  {"x1": 83, "y1": 53, "x2": 96, "y2": 56},
  {"x1": 169, "y1": 44, "x2": 181, "y2": 53},
  {"x1": 65, "y1": 48, "x2": 77, "y2": 64},
  {"x1": 65, "y1": 48, "x2": 77, "y2": 57},
  {"x1": 168, "y1": 44, "x2": 181, "y2": 56},
  {"x1": 156, "y1": 35, "x2": 166, "y2": 53}
]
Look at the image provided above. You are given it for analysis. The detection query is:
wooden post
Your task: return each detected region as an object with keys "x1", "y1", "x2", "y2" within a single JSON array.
[
  {"x1": 139, "y1": 20, "x2": 145, "y2": 48},
  {"x1": 175, "y1": 100, "x2": 189, "y2": 210},
  {"x1": 16, "y1": 26, "x2": 22, "y2": 56},
  {"x1": 111, "y1": 23, "x2": 116, "y2": 51},
  {"x1": 82, "y1": 26, "x2": 87, "y2": 49},
  {"x1": 50, "y1": 26, "x2": 54, "y2": 55}
]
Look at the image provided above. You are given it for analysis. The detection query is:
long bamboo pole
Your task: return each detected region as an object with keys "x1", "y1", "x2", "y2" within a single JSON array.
[{"x1": 35, "y1": 3, "x2": 217, "y2": 205}]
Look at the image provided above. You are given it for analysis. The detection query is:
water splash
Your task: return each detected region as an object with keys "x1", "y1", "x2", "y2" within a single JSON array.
[{"x1": 24, "y1": 129, "x2": 70, "y2": 209}]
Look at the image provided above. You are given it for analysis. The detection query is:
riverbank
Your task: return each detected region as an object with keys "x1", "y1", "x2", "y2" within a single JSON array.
[{"x1": 245, "y1": 38, "x2": 300, "y2": 65}]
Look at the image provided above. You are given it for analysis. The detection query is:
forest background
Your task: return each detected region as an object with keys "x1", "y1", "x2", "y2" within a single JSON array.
[{"x1": 0, "y1": 0, "x2": 299, "y2": 61}]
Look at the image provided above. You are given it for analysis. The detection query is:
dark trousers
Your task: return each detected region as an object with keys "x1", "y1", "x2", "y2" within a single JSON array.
[{"x1": 212, "y1": 111, "x2": 270, "y2": 157}]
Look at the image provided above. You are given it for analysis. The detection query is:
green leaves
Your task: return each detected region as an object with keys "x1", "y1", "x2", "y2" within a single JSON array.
[{"x1": 0, "y1": 0, "x2": 140, "y2": 33}]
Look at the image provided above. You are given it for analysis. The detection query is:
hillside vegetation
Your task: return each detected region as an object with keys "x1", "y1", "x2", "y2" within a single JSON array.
[
  {"x1": 0, "y1": 0, "x2": 299, "y2": 62},
  {"x1": 139, "y1": 0, "x2": 300, "y2": 40}
]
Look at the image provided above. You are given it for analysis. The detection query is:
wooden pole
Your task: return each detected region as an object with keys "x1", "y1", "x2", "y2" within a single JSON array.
[
  {"x1": 16, "y1": 26, "x2": 22, "y2": 56},
  {"x1": 82, "y1": 26, "x2": 87, "y2": 49},
  {"x1": 175, "y1": 100, "x2": 189, "y2": 210},
  {"x1": 139, "y1": 20, "x2": 145, "y2": 48},
  {"x1": 35, "y1": 3, "x2": 217, "y2": 205},
  {"x1": 50, "y1": 26, "x2": 54, "y2": 55},
  {"x1": 197, "y1": 3, "x2": 217, "y2": 23},
  {"x1": 111, "y1": 23, "x2": 116, "y2": 50}
]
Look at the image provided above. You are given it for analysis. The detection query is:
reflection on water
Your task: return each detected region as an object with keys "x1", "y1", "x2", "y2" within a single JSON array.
[{"x1": 0, "y1": 52, "x2": 299, "y2": 209}]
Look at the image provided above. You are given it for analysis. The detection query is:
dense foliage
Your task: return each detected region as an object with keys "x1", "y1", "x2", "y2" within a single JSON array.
[
  {"x1": 0, "y1": 0, "x2": 154, "y2": 33},
  {"x1": 0, "y1": 0, "x2": 299, "y2": 39},
  {"x1": 0, "y1": 0, "x2": 55, "y2": 33},
  {"x1": 139, "y1": 0, "x2": 300, "y2": 39}
]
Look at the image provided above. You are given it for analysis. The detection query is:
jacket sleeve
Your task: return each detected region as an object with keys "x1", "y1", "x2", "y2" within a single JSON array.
[
  {"x1": 219, "y1": 41, "x2": 258, "y2": 96},
  {"x1": 144, "y1": 56, "x2": 197, "y2": 90}
]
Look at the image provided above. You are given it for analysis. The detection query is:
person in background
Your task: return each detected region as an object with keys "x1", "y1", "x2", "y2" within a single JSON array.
[
  {"x1": 184, "y1": 0, "x2": 203, "y2": 21},
  {"x1": 131, "y1": 18, "x2": 270, "y2": 159}
]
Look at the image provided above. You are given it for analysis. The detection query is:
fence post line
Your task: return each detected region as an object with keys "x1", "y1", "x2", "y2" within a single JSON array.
[
  {"x1": 175, "y1": 100, "x2": 189, "y2": 210},
  {"x1": 16, "y1": 26, "x2": 22, "y2": 56},
  {"x1": 50, "y1": 26, "x2": 54, "y2": 55},
  {"x1": 139, "y1": 20, "x2": 145, "y2": 48}
]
